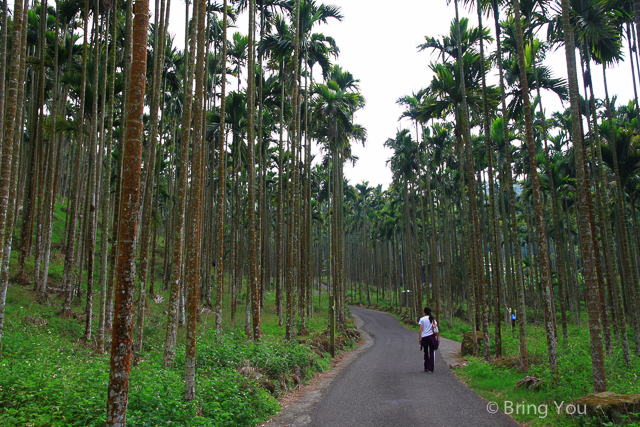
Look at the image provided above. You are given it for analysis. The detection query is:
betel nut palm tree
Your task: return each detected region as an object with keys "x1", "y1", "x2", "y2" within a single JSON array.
[{"x1": 106, "y1": 0, "x2": 151, "y2": 422}]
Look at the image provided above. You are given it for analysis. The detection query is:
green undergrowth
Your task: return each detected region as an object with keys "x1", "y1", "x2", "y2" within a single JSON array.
[
  {"x1": 455, "y1": 323, "x2": 640, "y2": 427},
  {"x1": 0, "y1": 281, "x2": 354, "y2": 426},
  {"x1": 0, "y1": 200, "x2": 361, "y2": 426}
]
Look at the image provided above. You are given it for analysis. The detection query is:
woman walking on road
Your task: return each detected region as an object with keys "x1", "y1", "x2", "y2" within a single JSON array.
[{"x1": 419, "y1": 307, "x2": 438, "y2": 373}]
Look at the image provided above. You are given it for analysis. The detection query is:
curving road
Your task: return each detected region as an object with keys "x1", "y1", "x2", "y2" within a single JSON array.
[{"x1": 263, "y1": 306, "x2": 519, "y2": 427}]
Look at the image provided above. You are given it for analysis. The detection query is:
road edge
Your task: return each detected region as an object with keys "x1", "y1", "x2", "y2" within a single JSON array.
[{"x1": 259, "y1": 311, "x2": 373, "y2": 426}]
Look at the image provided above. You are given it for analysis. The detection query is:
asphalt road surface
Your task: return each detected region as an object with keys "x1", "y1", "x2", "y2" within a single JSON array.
[{"x1": 264, "y1": 306, "x2": 519, "y2": 427}]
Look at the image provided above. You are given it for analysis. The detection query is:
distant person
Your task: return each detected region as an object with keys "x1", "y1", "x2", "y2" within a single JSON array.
[
  {"x1": 511, "y1": 310, "x2": 516, "y2": 329},
  {"x1": 419, "y1": 306, "x2": 438, "y2": 373}
]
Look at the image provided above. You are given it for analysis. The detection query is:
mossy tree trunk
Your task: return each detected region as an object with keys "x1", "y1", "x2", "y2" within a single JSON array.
[{"x1": 105, "y1": 0, "x2": 150, "y2": 420}]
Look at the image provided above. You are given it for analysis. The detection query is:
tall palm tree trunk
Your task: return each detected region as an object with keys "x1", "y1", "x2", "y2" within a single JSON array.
[
  {"x1": 425, "y1": 167, "x2": 440, "y2": 319},
  {"x1": 232, "y1": 162, "x2": 241, "y2": 321},
  {"x1": 305, "y1": 71, "x2": 313, "y2": 319},
  {"x1": 603, "y1": 64, "x2": 640, "y2": 357},
  {"x1": 38, "y1": 3, "x2": 63, "y2": 298},
  {"x1": 135, "y1": 0, "x2": 168, "y2": 353},
  {"x1": 105, "y1": 0, "x2": 150, "y2": 421},
  {"x1": 512, "y1": 0, "x2": 559, "y2": 378},
  {"x1": 402, "y1": 181, "x2": 415, "y2": 320},
  {"x1": 105, "y1": 0, "x2": 135, "y2": 333},
  {"x1": 184, "y1": 0, "x2": 206, "y2": 400},
  {"x1": 84, "y1": 8, "x2": 103, "y2": 341},
  {"x1": 410, "y1": 184, "x2": 422, "y2": 317},
  {"x1": 276, "y1": 61, "x2": 285, "y2": 327},
  {"x1": 215, "y1": 0, "x2": 229, "y2": 335},
  {"x1": 478, "y1": 2, "x2": 502, "y2": 357},
  {"x1": 453, "y1": 0, "x2": 487, "y2": 358},
  {"x1": 492, "y1": 0, "x2": 527, "y2": 368},
  {"x1": 529, "y1": 49, "x2": 569, "y2": 343},
  {"x1": 602, "y1": 65, "x2": 632, "y2": 364},
  {"x1": 580, "y1": 48, "x2": 616, "y2": 354},
  {"x1": 246, "y1": 0, "x2": 261, "y2": 341},
  {"x1": 560, "y1": 0, "x2": 606, "y2": 391},
  {"x1": 454, "y1": 129, "x2": 476, "y2": 349},
  {"x1": 256, "y1": 3, "x2": 267, "y2": 312},
  {"x1": 0, "y1": 0, "x2": 8, "y2": 145},
  {"x1": 29, "y1": 0, "x2": 48, "y2": 288},
  {"x1": 286, "y1": 0, "x2": 301, "y2": 341},
  {"x1": 338, "y1": 149, "x2": 346, "y2": 325},
  {"x1": 0, "y1": 0, "x2": 25, "y2": 346},
  {"x1": 61, "y1": 0, "x2": 91, "y2": 317},
  {"x1": 163, "y1": 0, "x2": 197, "y2": 368},
  {"x1": 97, "y1": 8, "x2": 118, "y2": 353}
]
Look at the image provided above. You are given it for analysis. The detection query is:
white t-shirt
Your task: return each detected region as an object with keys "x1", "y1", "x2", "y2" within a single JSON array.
[{"x1": 419, "y1": 316, "x2": 436, "y2": 337}]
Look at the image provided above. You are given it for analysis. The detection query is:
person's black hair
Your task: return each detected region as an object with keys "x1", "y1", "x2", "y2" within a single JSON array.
[{"x1": 424, "y1": 306, "x2": 434, "y2": 322}]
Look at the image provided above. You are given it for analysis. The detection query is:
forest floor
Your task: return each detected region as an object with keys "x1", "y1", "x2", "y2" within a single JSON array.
[
  {"x1": 0, "y1": 278, "x2": 362, "y2": 426},
  {"x1": 350, "y1": 299, "x2": 640, "y2": 426},
  {"x1": 0, "y1": 202, "x2": 362, "y2": 426}
]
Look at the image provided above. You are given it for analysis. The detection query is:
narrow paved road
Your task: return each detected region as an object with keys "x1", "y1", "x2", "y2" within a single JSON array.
[{"x1": 264, "y1": 306, "x2": 519, "y2": 427}]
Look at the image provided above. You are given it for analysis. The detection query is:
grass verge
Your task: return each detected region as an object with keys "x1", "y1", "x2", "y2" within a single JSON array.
[{"x1": 0, "y1": 283, "x2": 360, "y2": 426}]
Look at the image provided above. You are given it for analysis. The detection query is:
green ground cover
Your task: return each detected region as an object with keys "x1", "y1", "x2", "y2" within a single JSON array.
[
  {"x1": 0, "y1": 200, "x2": 357, "y2": 426},
  {"x1": 0, "y1": 282, "x2": 350, "y2": 426},
  {"x1": 454, "y1": 323, "x2": 640, "y2": 427}
]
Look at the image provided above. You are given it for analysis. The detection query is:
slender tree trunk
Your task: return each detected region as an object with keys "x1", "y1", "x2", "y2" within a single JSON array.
[
  {"x1": 276, "y1": 61, "x2": 285, "y2": 327},
  {"x1": 0, "y1": 0, "x2": 28, "y2": 346},
  {"x1": 61, "y1": 0, "x2": 91, "y2": 317},
  {"x1": 453, "y1": 0, "x2": 487, "y2": 357},
  {"x1": 163, "y1": 0, "x2": 196, "y2": 367},
  {"x1": 603, "y1": 64, "x2": 640, "y2": 357},
  {"x1": 105, "y1": 0, "x2": 150, "y2": 421},
  {"x1": 19, "y1": 0, "x2": 48, "y2": 280},
  {"x1": 285, "y1": 0, "x2": 301, "y2": 341},
  {"x1": 560, "y1": 0, "x2": 606, "y2": 392},
  {"x1": 246, "y1": 0, "x2": 261, "y2": 341},
  {"x1": 305, "y1": 71, "x2": 313, "y2": 319},
  {"x1": 478, "y1": 3, "x2": 502, "y2": 357},
  {"x1": 0, "y1": 0, "x2": 8, "y2": 146},
  {"x1": 38, "y1": 4, "x2": 62, "y2": 297},
  {"x1": 455, "y1": 128, "x2": 476, "y2": 348},
  {"x1": 106, "y1": 0, "x2": 135, "y2": 333},
  {"x1": 134, "y1": 0, "x2": 168, "y2": 353},
  {"x1": 425, "y1": 166, "x2": 440, "y2": 321},
  {"x1": 184, "y1": 0, "x2": 206, "y2": 400},
  {"x1": 533, "y1": 57, "x2": 569, "y2": 343},
  {"x1": 215, "y1": 0, "x2": 229, "y2": 335},
  {"x1": 0, "y1": 0, "x2": 25, "y2": 341},
  {"x1": 31, "y1": 0, "x2": 49, "y2": 291},
  {"x1": 579, "y1": 49, "x2": 614, "y2": 354},
  {"x1": 492, "y1": 0, "x2": 528, "y2": 368},
  {"x1": 602, "y1": 65, "x2": 632, "y2": 364},
  {"x1": 97, "y1": 8, "x2": 117, "y2": 353},
  {"x1": 84, "y1": 8, "x2": 102, "y2": 341},
  {"x1": 231, "y1": 162, "x2": 240, "y2": 321}
]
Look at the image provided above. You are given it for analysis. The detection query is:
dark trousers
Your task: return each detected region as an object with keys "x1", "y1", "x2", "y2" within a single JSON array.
[{"x1": 421, "y1": 335, "x2": 436, "y2": 372}]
